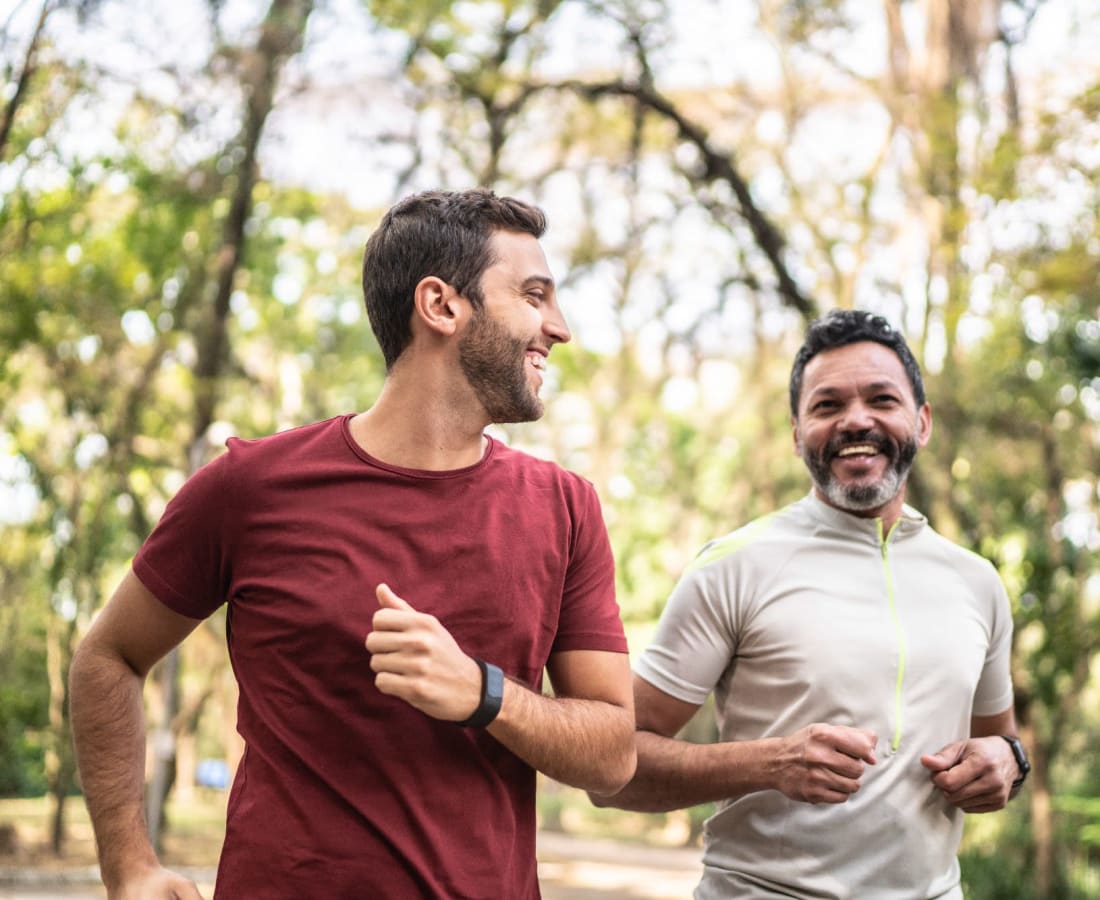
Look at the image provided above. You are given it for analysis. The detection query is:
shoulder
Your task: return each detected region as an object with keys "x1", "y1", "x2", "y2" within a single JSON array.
[
  {"x1": 908, "y1": 524, "x2": 1009, "y2": 613},
  {"x1": 916, "y1": 523, "x2": 1001, "y2": 581},
  {"x1": 686, "y1": 500, "x2": 808, "y2": 575},
  {"x1": 205, "y1": 417, "x2": 348, "y2": 499},
  {"x1": 218, "y1": 417, "x2": 348, "y2": 478},
  {"x1": 488, "y1": 438, "x2": 599, "y2": 501},
  {"x1": 224, "y1": 416, "x2": 345, "y2": 462}
]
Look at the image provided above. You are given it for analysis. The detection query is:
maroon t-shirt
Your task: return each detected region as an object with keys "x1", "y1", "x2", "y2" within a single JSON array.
[{"x1": 133, "y1": 415, "x2": 626, "y2": 899}]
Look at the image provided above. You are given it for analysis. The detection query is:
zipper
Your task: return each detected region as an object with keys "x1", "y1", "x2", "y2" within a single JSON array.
[{"x1": 878, "y1": 518, "x2": 906, "y2": 753}]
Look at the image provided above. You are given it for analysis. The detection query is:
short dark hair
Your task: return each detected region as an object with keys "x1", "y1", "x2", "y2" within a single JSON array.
[
  {"x1": 789, "y1": 309, "x2": 926, "y2": 416},
  {"x1": 361, "y1": 188, "x2": 547, "y2": 369}
]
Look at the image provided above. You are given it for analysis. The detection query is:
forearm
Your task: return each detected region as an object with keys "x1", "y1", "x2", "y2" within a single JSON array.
[
  {"x1": 593, "y1": 730, "x2": 781, "y2": 812},
  {"x1": 486, "y1": 679, "x2": 635, "y2": 794},
  {"x1": 70, "y1": 643, "x2": 159, "y2": 889}
]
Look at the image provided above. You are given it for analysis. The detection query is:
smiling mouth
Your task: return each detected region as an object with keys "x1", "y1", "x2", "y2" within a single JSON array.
[{"x1": 835, "y1": 444, "x2": 879, "y2": 458}]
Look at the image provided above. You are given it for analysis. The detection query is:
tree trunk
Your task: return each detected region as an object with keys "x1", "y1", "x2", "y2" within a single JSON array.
[
  {"x1": 0, "y1": 0, "x2": 52, "y2": 161},
  {"x1": 1020, "y1": 717, "x2": 1052, "y2": 896},
  {"x1": 45, "y1": 614, "x2": 76, "y2": 855},
  {"x1": 144, "y1": 0, "x2": 315, "y2": 853}
]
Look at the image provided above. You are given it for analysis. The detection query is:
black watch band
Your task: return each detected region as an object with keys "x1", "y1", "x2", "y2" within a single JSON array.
[
  {"x1": 456, "y1": 658, "x2": 504, "y2": 728},
  {"x1": 1001, "y1": 735, "x2": 1030, "y2": 788}
]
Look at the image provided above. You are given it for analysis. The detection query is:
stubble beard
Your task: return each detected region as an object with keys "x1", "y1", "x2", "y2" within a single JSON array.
[
  {"x1": 458, "y1": 309, "x2": 543, "y2": 424},
  {"x1": 802, "y1": 430, "x2": 919, "y2": 513}
]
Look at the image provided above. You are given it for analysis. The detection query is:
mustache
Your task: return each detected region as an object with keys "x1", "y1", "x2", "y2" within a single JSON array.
[{"x1": 822, "y1": 430, "x2": 895, "y2": 460}]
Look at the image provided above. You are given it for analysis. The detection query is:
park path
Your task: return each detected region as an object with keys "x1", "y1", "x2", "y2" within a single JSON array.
[{"x1": 0, "y1": 831, "x2": 701, "y2": 899}]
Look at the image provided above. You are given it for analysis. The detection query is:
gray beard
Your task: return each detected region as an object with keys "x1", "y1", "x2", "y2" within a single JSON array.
[
  {"x1": 819, "y1": 464, "x2": 906, "y2": 512},
  {"x1": 802, "y1": 430, "x2": 918, "y2": 514}
]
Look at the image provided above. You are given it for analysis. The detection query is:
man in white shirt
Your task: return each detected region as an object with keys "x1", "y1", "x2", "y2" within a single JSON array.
[{"x1": 593, "y1": 309, "x2": 1028, "y2": 900}]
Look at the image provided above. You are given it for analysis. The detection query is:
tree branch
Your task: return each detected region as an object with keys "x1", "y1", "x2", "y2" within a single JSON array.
[
  {"x1": 555, "y1": 78, "x2": 816, "y2": 320},
  {"x1": 0, "y1": 0, "x2": 52, "y2": 162}
]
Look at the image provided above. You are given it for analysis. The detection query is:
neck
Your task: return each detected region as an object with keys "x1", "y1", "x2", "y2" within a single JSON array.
[
  {"x1": 350, "y1": 372, "x2": 490, "y2": 471},
  {"x1": 812, "y1": 486, "x2": 906, "y2": 534}
]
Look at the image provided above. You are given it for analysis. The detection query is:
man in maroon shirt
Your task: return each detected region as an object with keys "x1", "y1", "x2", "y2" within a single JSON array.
[{"x1": 70, "y1": 189, "x2": 635, "y2": 899}]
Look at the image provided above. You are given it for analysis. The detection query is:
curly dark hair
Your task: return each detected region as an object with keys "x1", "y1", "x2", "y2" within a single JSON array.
[{"x1": 789, "y1": 309, "x2": 925, "y2": 416}]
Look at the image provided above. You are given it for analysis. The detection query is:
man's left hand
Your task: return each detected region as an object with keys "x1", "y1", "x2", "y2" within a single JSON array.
[{"x1": 920, "y1": 737, "x2": 1019, "y2": 813}]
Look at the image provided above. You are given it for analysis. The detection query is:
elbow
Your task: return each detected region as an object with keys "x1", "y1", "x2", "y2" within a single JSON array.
[
  {"x1": 587, "y1": 784, "x2": 624, "y2": 809},
  {"x1": 585, "y1": 754, "x2": 643, "y2": 810},
  {"x1": 69, "y1": 634, "x2": 144, "y2": 700},
  {"x1": 563, "y1": 717, "x2": 638, "y2": 797},
  {"x1": 585, "y1": 730, "x2": 637, "y2": 797},
  {"x1": 68, "y1": 639, "x2": 97, "y2": 696},
  {"x1": 605, "y1": 744, "x2": 639, "y2": 796}
]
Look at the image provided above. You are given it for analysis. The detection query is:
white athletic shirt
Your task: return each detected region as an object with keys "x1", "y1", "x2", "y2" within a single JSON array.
[{"x1": 636, "y1": 493, "x2": 1014, "y2": 900}]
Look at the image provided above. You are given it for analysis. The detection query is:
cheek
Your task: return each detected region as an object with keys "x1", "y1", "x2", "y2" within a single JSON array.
[
  {"x1": 893, "y1": 414, "x2": 924, "y2": 443},
  {"x1": 794, "y1": 424, "x2": 823, "y2": 452}
]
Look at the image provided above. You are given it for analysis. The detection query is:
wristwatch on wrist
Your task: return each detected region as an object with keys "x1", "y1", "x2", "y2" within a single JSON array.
[
  {"x1": 1001, "y1": 735, "x2": 1030, "y2": 788},
  {"x1": 456, "y1": 658, "x2": 504, "y2": 728}
]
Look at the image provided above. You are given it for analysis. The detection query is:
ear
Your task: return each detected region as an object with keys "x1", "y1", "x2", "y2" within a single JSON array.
[
  {"x1": 916, "y1": 403, "x2": 933, "y2": 448},
  {"x1": 791, "y1": 415, "x2": 803, "y2": 457},
  {"x1": 412, "y1": 276, "x2": 465, "y2": 338}
]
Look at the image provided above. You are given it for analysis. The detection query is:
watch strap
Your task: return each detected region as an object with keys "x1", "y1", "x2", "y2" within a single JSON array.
[
  {"x1": 456, "y1": 658, "x2": 504, "y2": 728},
  {"x1": 1000, "y1": 734, "x2": 1030, "y2": 788}
]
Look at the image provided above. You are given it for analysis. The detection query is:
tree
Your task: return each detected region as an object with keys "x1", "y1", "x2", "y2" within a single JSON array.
[
  {"x1": 1, "y1": 4, "x2": 1097, "y2": 892},
  {"x1": 144, "y1": 0, "x2": 315, "y2": 851}
]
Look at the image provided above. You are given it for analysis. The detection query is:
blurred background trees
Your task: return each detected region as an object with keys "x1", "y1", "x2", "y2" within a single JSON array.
[{"x1": 1, "y1": 0, "x2": 1097, "y2": 895}]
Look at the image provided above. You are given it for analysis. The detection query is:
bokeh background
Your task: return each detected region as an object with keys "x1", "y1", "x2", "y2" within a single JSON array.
[{"x1": 1, "y1": 0, "x2": 1098, "y2": 896}]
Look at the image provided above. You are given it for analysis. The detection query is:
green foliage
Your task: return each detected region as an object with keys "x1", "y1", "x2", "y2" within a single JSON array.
[
  {"x1": 0, "y1": 706, "x2": 47, "y2": 799},
  {"x1": 0, "y1": 537, "x2": 49, "y2": 798},
  {"x1": 960, "y1": 849, "x2": 1049, "y2": 900},
  {"x1": 0, "y1": 620, "x2": 49, "y2": 798},
  {"x1": 0, "y1": 2, "x2": 1098, "y2": 893}
]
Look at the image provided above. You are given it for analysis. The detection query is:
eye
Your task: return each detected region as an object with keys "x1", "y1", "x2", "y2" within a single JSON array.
[
  {"x1": 811, "y1": 399, "x2": 838, "y2": 413},
  {"x1": 872, "y1": 394, "x2": 899, "y2": 406}
]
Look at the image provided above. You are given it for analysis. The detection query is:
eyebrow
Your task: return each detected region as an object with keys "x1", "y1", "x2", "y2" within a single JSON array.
[
  {"x1": 520, "y1": 275, "x2": 555, "y2": 290},
  {"x1": 862, "y1": 380, "x2": 904, "y2": 394},
  {"x1": 806, "y1": 380, "x2": 904, "y2": 399}
]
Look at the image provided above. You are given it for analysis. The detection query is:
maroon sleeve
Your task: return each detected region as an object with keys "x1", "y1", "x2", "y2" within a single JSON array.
[
  {"x1": 132, "y1": 450, "x2": 235, "y2": 620},
  {"x1": 551, "y1": 477, "x2": 628, "y2": 654}
]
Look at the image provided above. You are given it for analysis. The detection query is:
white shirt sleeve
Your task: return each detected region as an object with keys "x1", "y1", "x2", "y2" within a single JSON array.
[
  {"x1": 971, "y1": 569, "x2": 1015, "y2": 717},
  {"x1": 634, "y1": 561, "x2": 740, "y2": 707}
]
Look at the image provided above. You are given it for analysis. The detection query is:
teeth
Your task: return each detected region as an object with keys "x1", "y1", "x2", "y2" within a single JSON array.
[
  {"x1": 529, "y1": 354, "x2": 546, "y2": 370},
  {"x1": 837, "y1": 444, "x2": 877, "y2": 457}
]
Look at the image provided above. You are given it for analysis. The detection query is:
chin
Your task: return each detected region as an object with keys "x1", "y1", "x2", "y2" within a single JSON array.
[
  {"x1": 493, "y1": 401, "x2": 543, "y2": 425},
  {"x1": 832, "y1": 482, "x2": 897, "y2": 512}
]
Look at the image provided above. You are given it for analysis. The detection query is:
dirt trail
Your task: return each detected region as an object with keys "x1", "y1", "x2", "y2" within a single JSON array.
[{"x1": 0, "y1": 832, "x2": 702, "y2": 899}]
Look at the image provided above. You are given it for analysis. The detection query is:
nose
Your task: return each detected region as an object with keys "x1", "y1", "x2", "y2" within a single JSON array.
[
  {"x1": 543, "y1": 301, "x2": 571, "y2": 346},
  {"x1": 837, "y1": 399, "x2": 875, "y2": 432}
]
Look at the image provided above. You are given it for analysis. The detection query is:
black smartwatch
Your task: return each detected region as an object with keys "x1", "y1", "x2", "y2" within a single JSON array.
[
  {"x1": 1001, "y1": 735, "x2": 1030, "y2": 788},
  {"x1": 456, "y1": 658, "x2": 504, "y2": 728}
]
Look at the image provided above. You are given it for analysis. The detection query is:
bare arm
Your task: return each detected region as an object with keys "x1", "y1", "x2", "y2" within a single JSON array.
[
  {"x1": 489, "y1": 647, "x2": 635, "y2": 793},
  {"x1": 591, "y1": 675, "x2": 877, "y2": 812},
  {"x1": 69, "y1": 569, "x2": 205, "y2": 899},
  {"x1": 920, "y1": 707, "x2": 1022, "y2": 813},
  {"x1": 366, "y1": 584, "x2": 635, "y2": 794}
]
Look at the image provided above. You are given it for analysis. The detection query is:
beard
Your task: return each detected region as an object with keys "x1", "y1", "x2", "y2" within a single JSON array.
[
  {"x1": 458, "y1": 308, "x2": 543, "y2": 424},
  {"x1": 801, "y1": 429, "x2": 919, "y2": 513}
]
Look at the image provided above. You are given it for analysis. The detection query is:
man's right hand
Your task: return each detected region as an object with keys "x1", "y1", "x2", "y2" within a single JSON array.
[
  {"x1": 772, "y1": 723, "x2": 877, "y2": 804},
  {"x1": 366, "y1": 583, "x2": 484, "y2": 723},
  {"x1": 108, "y1": 865, "x2": 204, "y2": 900}
]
